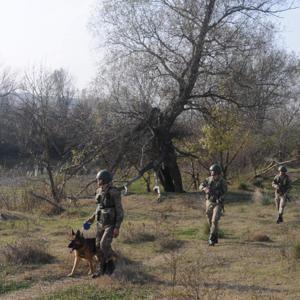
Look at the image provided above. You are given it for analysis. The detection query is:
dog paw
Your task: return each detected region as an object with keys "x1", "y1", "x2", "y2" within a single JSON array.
[{"x1": 67, "y1": 273, "x2": 74, "y2": 277}]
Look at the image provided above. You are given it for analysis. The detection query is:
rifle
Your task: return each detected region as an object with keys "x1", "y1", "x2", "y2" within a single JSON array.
[{"x1": 207, "y1": 188, "x2": 225, "y2": 213}]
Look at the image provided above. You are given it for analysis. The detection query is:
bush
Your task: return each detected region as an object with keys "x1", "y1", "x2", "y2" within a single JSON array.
[
  {"x1": 1, "y1": 240, "x2": 54, "y2": 265},
  {"x1": 156, "y1": 238, "x2": 184, "y2": 252},
  {"x1": 249, "y1": 234, "x2": 272, "y2": 242},
  {"x1": 122, "y1": 222, "x2": 155, "y2": 244},
  {"x1": 252, "y1": 177, "x2": 264, "y2": 188},
  {"x1": 238, "y1": 182, "x2": 249, "y2": 191},
  {"x1": 252, "y1": 188, "x2": 273, "y2": 206}
]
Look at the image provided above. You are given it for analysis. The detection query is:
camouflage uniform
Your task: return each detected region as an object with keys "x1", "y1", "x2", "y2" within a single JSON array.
[
  {"x1": 88, "y1": 183, "x2": 124, "y2": 273},
  {"x1": 272, "y1": 174, "x2": 292, "y2": 222},
  {"x1": 199, "y1": 176, "x2": 227, "y2": 244}
]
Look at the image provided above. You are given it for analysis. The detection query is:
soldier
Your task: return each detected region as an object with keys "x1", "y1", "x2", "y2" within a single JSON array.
[
  {"x1": 83, "y1": 169, "x2": 124, "y2": 278},
  {"x1": 199, "y1": 164, "x2": 227, "y2": 246},
  {"x1": 272, "y1": 166, "x2": 292, "y2": 224}
]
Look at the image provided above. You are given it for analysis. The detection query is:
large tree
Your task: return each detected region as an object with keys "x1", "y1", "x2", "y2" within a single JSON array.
[{"x1": 91, "y1": 0, "x2": 296, "y2": 192}]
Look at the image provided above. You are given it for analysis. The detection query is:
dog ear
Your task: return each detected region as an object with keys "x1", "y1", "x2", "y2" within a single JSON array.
[
  {"x1": 76, "y1": 230, "x2": 81, "y2": 236},
  {"x1": 71, "y1": 229, "x2": 75, "y2": 236}
]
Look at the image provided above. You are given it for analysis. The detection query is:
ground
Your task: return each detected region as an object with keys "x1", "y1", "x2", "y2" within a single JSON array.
[{"x1": 0, "y1": 176, "x2": 300, "y2": 299}]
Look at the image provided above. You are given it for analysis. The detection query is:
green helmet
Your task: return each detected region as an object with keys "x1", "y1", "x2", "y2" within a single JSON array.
[
  {"x1": 278, "y1": 166, "x2": 287, "y2": 173},
  {"x1": 209, "y1": 164, "x2": 222, "y2": 174},
  {"x1": 96, "y1": 169, "x2": 113, "y2": 184}
]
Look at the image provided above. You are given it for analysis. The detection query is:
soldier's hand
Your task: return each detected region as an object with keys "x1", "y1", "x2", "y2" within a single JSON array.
[
  {"x1": 113, "y1": 228, "x2": 119, "y2": 238},
  {"x1": 204, "y1": 188, "x2": 210, "y2": 194}
]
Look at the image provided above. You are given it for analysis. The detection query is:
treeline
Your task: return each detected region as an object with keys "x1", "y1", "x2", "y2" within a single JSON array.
[{"x1": 0, "y1": 0, "x2": 299, "y2": 204}]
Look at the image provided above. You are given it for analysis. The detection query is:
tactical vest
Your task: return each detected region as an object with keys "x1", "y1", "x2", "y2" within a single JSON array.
[
  {"x1": 274, "y1": 175, "x2": 289, "y2": 194},
  {"x1": 206, "y1": 177, "x2": 225, "y2": 201},
  {"x1": 96, "y1": 187, "x2": 116, "y2": 226}
]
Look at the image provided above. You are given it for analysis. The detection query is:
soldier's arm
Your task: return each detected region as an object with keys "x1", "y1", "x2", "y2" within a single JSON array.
[
  {"x1": 199, "y1": 179, "x2": 208, "y2": 192},
  {"x1": 86, "y1": 211, "x2": 96, "y2": 224},
  {"x1": 286, "y1": 176, "x2": 292, "y2": 192},
  {"x1": 272, "y1": 176, "x2": 279, "y2": 189},
  {"x1": 112, "y1": 189, "x2": 124, "y2": 229}
]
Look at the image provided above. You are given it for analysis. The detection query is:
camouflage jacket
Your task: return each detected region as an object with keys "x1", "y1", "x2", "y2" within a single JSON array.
[
  {"x1": 199, "y1": 176, "x2": 228, "y2": 202},
  {"x1": 272, "y1": 174, "x2": 292, "y2": 195},
  {"x1": 91, "y1": 184, "x2": 124, "y2": 229}
]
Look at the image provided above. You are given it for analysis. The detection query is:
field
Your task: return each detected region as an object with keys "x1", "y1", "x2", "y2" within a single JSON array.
[{"x1": 0, "y1": 175, "x2": 300, "y2": 300}]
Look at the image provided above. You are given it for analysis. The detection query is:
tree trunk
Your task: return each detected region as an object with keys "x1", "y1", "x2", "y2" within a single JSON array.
[{"x1": 156, "y1": 133, "x2": 184, "y2": 193}]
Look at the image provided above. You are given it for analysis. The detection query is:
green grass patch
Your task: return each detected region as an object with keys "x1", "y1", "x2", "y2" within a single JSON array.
[
  {"x1": 38, "y1": 285, "x2": 151, "y2": 300},
  {"x1": 0, "y1": 279, "x2": 31, "y2": 295},
  {"x1": 176, "y1": 227, "x2": 199, "y2": 240}
]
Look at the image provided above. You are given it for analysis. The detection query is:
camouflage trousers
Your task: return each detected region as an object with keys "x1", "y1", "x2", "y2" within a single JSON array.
[
  {"x1": 275, "y1": 193, "x2": 287, "y2": 215},
  {"x1": 206, "y1": 200, "x2": 222, "y2": 235},
  {"x1": 95, "y1": 223, "x2": 114, "y2": 267}
]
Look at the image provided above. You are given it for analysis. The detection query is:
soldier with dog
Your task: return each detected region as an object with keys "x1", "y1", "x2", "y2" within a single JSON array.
[
  {"x1": 83, "y1": 169, "x2": 124, "y2": 278},
  {"x1": 272, "y1": 166, "x2": 292, "y2": 224},
  {"x1": 199, "y1": 164, "x2": 227, "y2": 246}
]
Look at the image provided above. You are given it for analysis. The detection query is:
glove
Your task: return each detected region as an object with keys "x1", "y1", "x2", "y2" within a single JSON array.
[{"x1": 83, "y1": 221, "x2": 91, "y2": 230}]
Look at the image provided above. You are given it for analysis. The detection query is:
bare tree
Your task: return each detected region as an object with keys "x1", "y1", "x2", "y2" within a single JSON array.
[{"x1": 90, "y1": 0, "x2": 296, "y2": 192}]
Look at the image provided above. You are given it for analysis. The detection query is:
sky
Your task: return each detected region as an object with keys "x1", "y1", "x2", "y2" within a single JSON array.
[{"x1": 0, "y1": 0, "x2": 299, "y2": 90}]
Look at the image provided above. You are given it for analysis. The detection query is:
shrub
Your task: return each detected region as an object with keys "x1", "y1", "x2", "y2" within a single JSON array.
[
  {"x1": 1, "y1": 240, "x2": 54, "y2": 265},
  {"x1": 238, "y1": 182, "x2": 249, "y2": 191},
  {"x1": 252, "y1": 176, "x2": 264, "y2": 188},
  {"x1": 156, "y1": 238, "x2": 184, "y2": 252},
  {"x1": 122, "y1": 222, "x2": 155, "y2": 244}
]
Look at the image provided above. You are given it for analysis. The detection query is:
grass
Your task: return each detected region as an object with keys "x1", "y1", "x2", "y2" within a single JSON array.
[
  {"x1": 0, "y1": 279, "x2": 31, "y2": 295},
  {"x1": 0, "y1": 179, "x2": 300, "y2": 299},
  {"x1": 294, "y1": 242, "x2": 300, "y2": 259},
  {"x1": 38, "y1": 285, "x2": 151, "y2": 300}
]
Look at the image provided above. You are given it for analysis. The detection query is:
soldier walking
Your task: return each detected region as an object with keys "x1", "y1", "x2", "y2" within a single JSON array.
[
  {"x1": 84, "y1": 170, "x2": 124, "y2": 277},
  {"x1": 272, "y1": 166, "x2": 292, "y2": 224},
  {"x1": 199, "y1": 164, "x2": 227, "y2": 246}
]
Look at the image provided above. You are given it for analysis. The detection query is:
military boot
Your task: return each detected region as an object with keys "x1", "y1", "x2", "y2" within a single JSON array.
[
  {"x1": 276, "y1": 213, "x2": 283, "y2": 224},
  {"x1": 91, "y1": 262, "x2": 105, "y2": 278},
  {"x1": 104, "y1": 259, "x2": 116, "y2": 275},
  {"x1": 208, "y1": 233, "x2": 216, "y2": 246}
]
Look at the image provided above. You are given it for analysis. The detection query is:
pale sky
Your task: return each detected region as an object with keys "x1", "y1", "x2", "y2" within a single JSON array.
[{"x1": 0, "y1": 0, "x2": 299, "y2": 90}]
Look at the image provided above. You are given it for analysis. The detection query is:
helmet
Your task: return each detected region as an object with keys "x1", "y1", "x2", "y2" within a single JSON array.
[
  {"x1": 278, "y1": 166, "x2": 287, "y2": 173},
  {"x1": 209, "y1": 164, "x2": 222, "y2": 174},
  {"x1": 96, "y1": 169, "x2": 113, "y2": 184}
]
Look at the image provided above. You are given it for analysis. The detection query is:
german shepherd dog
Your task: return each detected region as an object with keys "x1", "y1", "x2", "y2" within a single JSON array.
[
  {"x1": 68, "y1": 229, "x2": 97, "y2": 277},
  {"x1": 68, "y1": 229, "x2": 117, "y2": 277}
]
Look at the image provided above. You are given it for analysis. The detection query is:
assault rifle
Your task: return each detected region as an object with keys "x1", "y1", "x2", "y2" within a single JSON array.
[{"x1": 207, "y1": 187, "x2": 225, "y2": 212}]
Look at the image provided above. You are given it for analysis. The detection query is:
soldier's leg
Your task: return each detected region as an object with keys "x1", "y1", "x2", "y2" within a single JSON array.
[
  {"x1": 276, "y1": 195, "x2": 287, "y2": 223},
  {"x1": 93, "y1": 223, "x2": 105, "y2": 277},
  {"x1": 279, "y1": 195, "x2": 287, "y2": 215},
  {"x1": 99, "y1": 226, "x2": 114, "y2": 273},
  {"x1": 211, "y1": 204, "x2": 222, "y2": 238},
  {"x1": 274, "y1": 194, "x2": 280, "y2": 212},
  {"x1": 206, "y1": 200, "x2": 213, "y2": 229}
]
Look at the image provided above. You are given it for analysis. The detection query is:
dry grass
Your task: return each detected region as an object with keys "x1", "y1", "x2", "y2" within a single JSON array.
[
  {"x1": 1, "y1": 240, "x2": 54, "y2": 265},
  {"x1": 248, "y1": 234, "x2": 272, "y2": 242},
  {"x1": 121, "y1": 222, "x2": 156, "y2": 244},
  {"x1": 0, "y1": 187, "x2": 300, "y2": 299}
]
